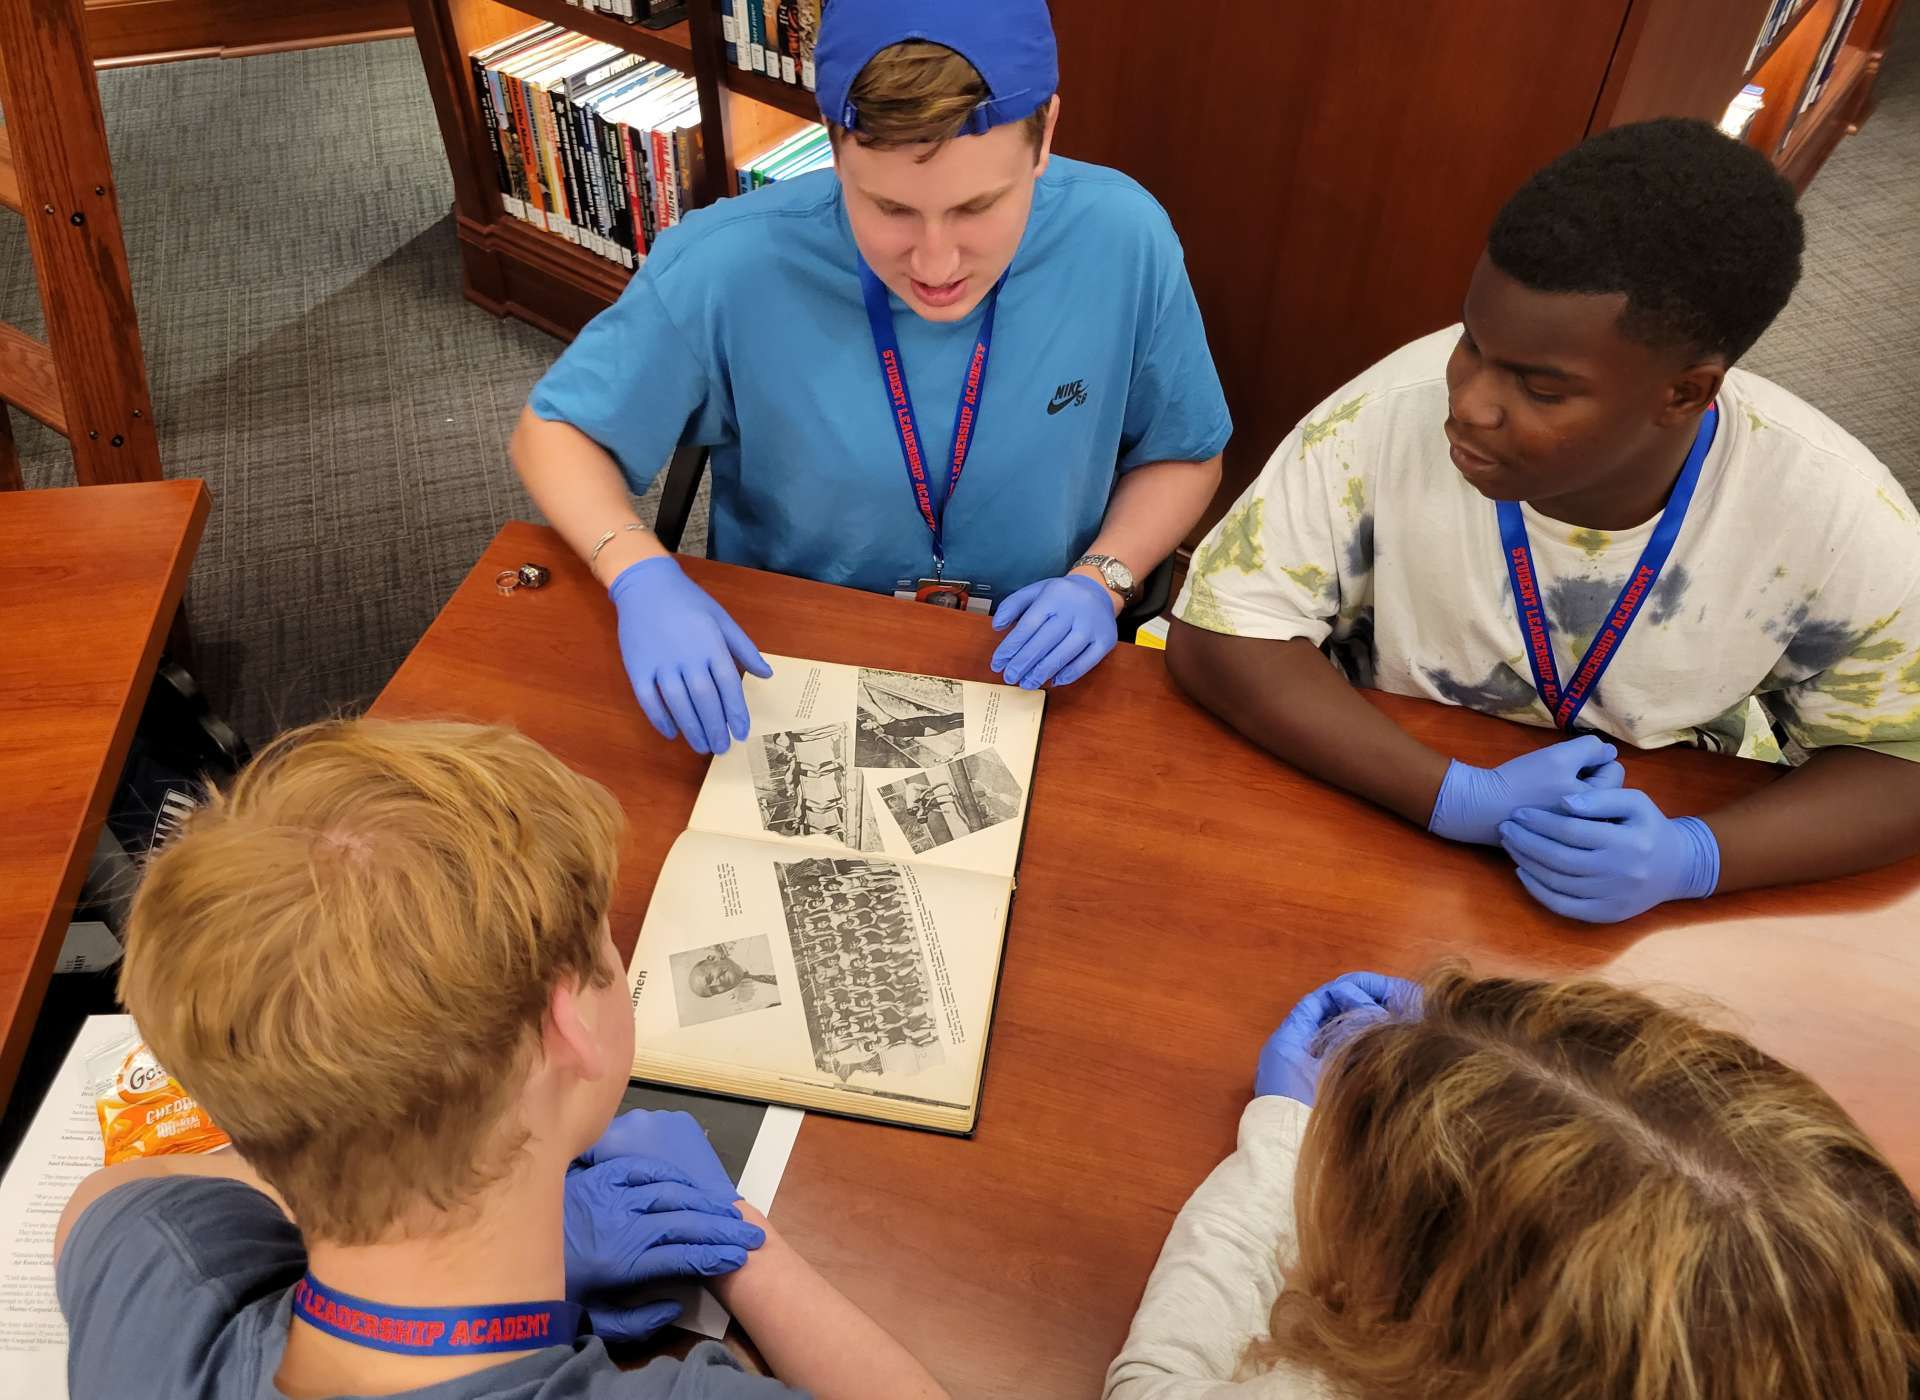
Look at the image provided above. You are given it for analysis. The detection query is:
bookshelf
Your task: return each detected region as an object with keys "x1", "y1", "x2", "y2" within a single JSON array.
[
  {"x1": 406, "y1": 0, "x2": 1910, "y2": 538},
  {"x1": 1736, "y1": 0, "x2": 1902, "y2": 188},
  {"x1": 405, "y1": 0, "x2": 814, "y2": 337}
]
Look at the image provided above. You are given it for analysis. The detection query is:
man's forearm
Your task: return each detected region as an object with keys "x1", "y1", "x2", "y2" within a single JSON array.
[
  {"x1": 509, "y1": 406, "x2": 668, "y2": 586},
  {"x1": 1165, "y1": 621, "x2": 1450, "y2": 824},
  {"x1": 1707, "y1": 745, "x2": 1920, "y2": 893},
  {"x1": 1075, "y1": 456, "x2": 1223, "y2": 605},
  {"x1": 713, "y1": 1204, "x2": 946, "y2": 1400}
]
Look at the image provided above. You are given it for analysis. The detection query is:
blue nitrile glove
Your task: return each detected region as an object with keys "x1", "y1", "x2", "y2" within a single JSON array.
[
  {"x1": 989, "y1": 573, "x2": 1119, "y2": 689},
  {"x1": 1254, "y1": 971, "x2": 1421, "y2": 1106},
  {"x1": 574, "y1": 1109, "x2": 742, "y2": 1204},
  {"x1": 562, "y1": 1155, "x2": 765, "y2": 1343},
  {"x1": 1427, "y1": 734, "x2": 1625, "y2": 846},
  {"x1": 1500, "y1": 787, "x2": 1720, "y2": 924},
  {"x1": 608, "y1": 557, "x2": 772, "y2": 756}
]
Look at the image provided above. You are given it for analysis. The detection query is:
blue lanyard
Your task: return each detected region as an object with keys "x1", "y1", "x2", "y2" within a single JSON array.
[
  {"x1": 292, "y1": 1273, "x2": 586, "y2": 1356},
  {"x1": 1497, "y1": 404, "x2": 1718, "y2": 731},
  {"x1": 858, "y1": 256, "x2": 1005, "y2": 574}
]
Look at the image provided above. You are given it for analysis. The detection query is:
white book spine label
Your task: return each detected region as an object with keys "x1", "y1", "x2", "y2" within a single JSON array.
[
  {"x1": 803, "y1": 58, "x2": 816, "y2": 91},
  {"x1": 722, "y1": 14, "x2": 737, "y2": 43},
  {"x1": 750, "y1": 42, "x2": 765, "y2": 72},
  {"x1": 503, "y1": 194, "x2": 527, "y2": 221},
  {"x1": 781, "y1": 55, "x2": 797, "y2": 85}
]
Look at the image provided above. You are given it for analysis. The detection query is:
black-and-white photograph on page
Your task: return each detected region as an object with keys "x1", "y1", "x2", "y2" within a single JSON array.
[
  {"x1": 875, "y1": 748, "x2": 1025, "y2": 854},
  {"x1": 669, "y1": 936, "x2": 785, "y2": 1027},
  {"x1": 854, "y1": 669, "x2": 966, "y2": 768},
  {"x1": 773, "y1": 857, "x2": 945, "y2": 1083},
  {"x1": 748, "y1": 724, "x2": 853, "y2": 842}
]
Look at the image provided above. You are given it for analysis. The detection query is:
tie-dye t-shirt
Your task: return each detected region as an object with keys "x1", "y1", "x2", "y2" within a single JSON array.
[{"x1": 1176, "y1": 327, "x2": 1920, "y2": 764}]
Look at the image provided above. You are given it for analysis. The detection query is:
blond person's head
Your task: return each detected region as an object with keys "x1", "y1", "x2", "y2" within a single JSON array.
[
  {"x1": 119, "y1": 719, "x2": 634, "y2": 1244},
  {"x1": 1256, "y1": 970, "x2": 1920, "y2": 1400}
]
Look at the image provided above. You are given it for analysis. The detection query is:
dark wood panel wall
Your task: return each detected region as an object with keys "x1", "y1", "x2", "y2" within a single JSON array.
[
  {"x1": 85, "y1": 0, "x2": 410, "y2": 65},
  {"x1": 1045, "y1": 0, "x2": 1746, "y2": 539}
]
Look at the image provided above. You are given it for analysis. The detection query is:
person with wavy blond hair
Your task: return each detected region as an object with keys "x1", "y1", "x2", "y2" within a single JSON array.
[
  {"x1": 52, "y1": 717, "x2": 945, "y2": 1400},
  {"x1": 1106, "y1": 968, "x2": 1920, "y2": 1400}
]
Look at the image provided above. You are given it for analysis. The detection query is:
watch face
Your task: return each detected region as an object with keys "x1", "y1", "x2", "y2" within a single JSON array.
[{"x1": 1104, "y1": 559, "x2": 1135, "y2": 593}]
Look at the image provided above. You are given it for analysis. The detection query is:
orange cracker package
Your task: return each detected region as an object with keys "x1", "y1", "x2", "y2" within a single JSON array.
[{"x1": 88, "y1": 1034, "x2": 230, "y2": 1165}]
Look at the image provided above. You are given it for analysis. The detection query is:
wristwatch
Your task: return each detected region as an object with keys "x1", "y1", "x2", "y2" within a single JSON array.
[{"x1": 1073, "y1": 553, "x2": 1137, "y2": 606}]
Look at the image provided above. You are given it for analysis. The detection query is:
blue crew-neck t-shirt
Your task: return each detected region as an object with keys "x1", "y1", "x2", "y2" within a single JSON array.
[
  {"x1": 57, "y1": 1176, "x2": 797, "y2": 1399},
  {"x1": 528, "y1": 155, "x2": 1232, "y2": 599}
]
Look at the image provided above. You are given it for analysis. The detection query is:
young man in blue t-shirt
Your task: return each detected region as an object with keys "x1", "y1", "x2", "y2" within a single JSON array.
[{"x1": 514, "y1": 0, "x2": 1230, "y2": 756}]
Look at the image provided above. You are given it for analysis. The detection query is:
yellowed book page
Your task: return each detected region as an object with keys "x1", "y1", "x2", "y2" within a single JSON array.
[
  {"x1": 629, "y1": 830, "x2": 1011, "y2": 1127},
  {"x1": 688, "y1": 656, "x2": 1045, "y2": 880}
]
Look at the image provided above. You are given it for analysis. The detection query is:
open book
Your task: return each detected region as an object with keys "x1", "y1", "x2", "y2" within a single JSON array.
[{"x1": 628, "y1": 656, "x2": 1046, "y2": 1133}]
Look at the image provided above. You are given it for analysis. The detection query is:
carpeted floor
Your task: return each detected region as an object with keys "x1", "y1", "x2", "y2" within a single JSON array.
[
  {"x1": 1743, "y1": 8, "x2": 1920, "y2": 477},
  {"x1": 1, "y1": 19, "x2": 1915, "y2": 747}
]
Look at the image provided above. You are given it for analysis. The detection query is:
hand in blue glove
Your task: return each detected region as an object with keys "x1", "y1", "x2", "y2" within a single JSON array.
[
  {"x1": 574, "y1": 1109, "x2": 741, "y2": 1204},
  {"x1": 1427, "y1": 734, "x2": 1625, "y2": 846},
  {"x1": 563, "y1": 1155, "x2": 765, "y2": 1343},
  {"x1": 1500, "y1": 787, "x2": 1720, "y2": 924},
  {"x1": 608, "y1": 557, "x2": 772, "y2": 756},
  {"x1": 1255, "y1": 971, "x2": 1420, "y2": 1105},
  {"x1": 989, "y1": 572, "x2": 1119, "y2": 689}
]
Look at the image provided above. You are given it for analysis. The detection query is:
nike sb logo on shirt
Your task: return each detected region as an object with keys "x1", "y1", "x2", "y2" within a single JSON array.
[{"x1": 1047, "y1": 380, "x2": 1089, "y2": 415}]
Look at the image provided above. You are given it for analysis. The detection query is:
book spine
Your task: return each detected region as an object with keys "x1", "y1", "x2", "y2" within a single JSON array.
[
  {"x1": 505, "y1": 71, "x2": 547, "y2": 224},
  {"x1": 801, "y1": 0, "x2": 820, "y2": 90},
  {"x1": 653, "y1": 126, "x2": 674, "y2": 230},
  {"x1": 576, "y1": 98, "x2": 606, "y2": 259},
  {"x1": 556, "y1": 87, "x2": 583, "y2": 241},
  {"x1": 550, "y1": 90, "x2": 583, "y2": 242},
  {"x1": 582, "y1": 98, "x2": 614, "y2": 259},
  {"x1": 676, "y1": 123, "x2": 699, "y2": 219},
  {"x1": 588, "y1": 107, "x2": 618, "y2": 264},
  {"x1": 763, "y1": 0, "x2": 780, "y2": 79},
  {"x1": 487, "y1": 69, "x2": 529, "y2": 220},
  {"x1": 668, "y1": 127, "x2": 683, "y2": 223},
  {"x1": 471, "y1": 57, "x2": 515, "y2": 220},
  {"x1": 605, "y1": 111, "x2": 634, "y2": 266},
  {"x1": 543, "y1": 87, "x2": 580, "y2": 243},
  {"x1": 780, "y1": 0, "x2": 798, "y2": 84},
  {"x1": 571, "y1": 95, "x2": 603, "y2": 257},
  {"x1": 720, "y1": 0, "x2": 739, "y2": 67},
  {"x1": 552, "y1": 88, "x2": 584, "y2": 245},
  {"x1": 747, "y1": 0, "x2": 765, "y2": 73},
  {"x1": 620, "y1": 120, "x2": 652, "y2": 253}
]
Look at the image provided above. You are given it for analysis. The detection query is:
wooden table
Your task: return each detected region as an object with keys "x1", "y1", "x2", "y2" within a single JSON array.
[
  {"x1": 375, "y1": 523, "x2": 1920, "y2": 1400},
  {"x1": 0, "y1": 480, "x2": 208, "y2": 1102}
]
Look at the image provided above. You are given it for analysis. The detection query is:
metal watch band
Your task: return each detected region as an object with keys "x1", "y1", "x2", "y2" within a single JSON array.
[{"x1": 1073, "y1": 553, "x2": 1137, "y2": 606}]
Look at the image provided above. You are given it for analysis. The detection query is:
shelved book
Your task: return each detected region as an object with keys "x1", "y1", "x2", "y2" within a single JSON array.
[
  {"x1": 720, "y1": 0, "x2": 826, "y2": 92},
  {"x1": 1795, "y1": 0, "x2": 1865, "y2": 118},
  {"x1": 626, "y1": 656, "x2": 1045, "y2": 1134},
  {"x1": 470, "y1": 24, "x2": 704, "y2": 268},
  {"x1": 565, "y1": 0, "x2": 684, "y2": 24},
  {"x1": 1745, "y1": 0, "x2": 1812, "y2": 70},
  {"x1": 734, "y1": 122, "x2": 830, "y2": 195}
]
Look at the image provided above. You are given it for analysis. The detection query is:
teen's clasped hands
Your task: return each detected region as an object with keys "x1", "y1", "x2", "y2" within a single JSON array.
[
  {"x1": 563, "y1": 1108, "x2": 764, "y2": 1342},
  {"x1": 1427, "y1": 734, "x2": 1720, "y2": 924}
]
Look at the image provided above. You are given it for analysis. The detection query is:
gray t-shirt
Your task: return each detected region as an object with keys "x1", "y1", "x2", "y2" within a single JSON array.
[{"x1": 57, "y1": 1177, "x2": 798, "y2": 1400}]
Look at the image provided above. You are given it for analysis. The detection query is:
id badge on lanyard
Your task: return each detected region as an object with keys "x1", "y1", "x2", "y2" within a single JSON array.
[
  {"x1": 1498, "y1": 404, "x2": 1718, "y2": 731},
  {"x1": 859, "y1": 255, "x2": 1006, "y2": 615}
]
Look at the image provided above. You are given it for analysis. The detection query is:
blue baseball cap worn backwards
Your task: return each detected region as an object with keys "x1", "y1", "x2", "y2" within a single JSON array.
[{"x1": 814, "y1": 0, "x2": 1059, "y2": 138}]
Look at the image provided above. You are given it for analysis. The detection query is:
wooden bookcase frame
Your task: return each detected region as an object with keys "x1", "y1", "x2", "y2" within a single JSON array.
[{"x1": 406, "y1": 0, "x2": 815, "y2": 337}]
